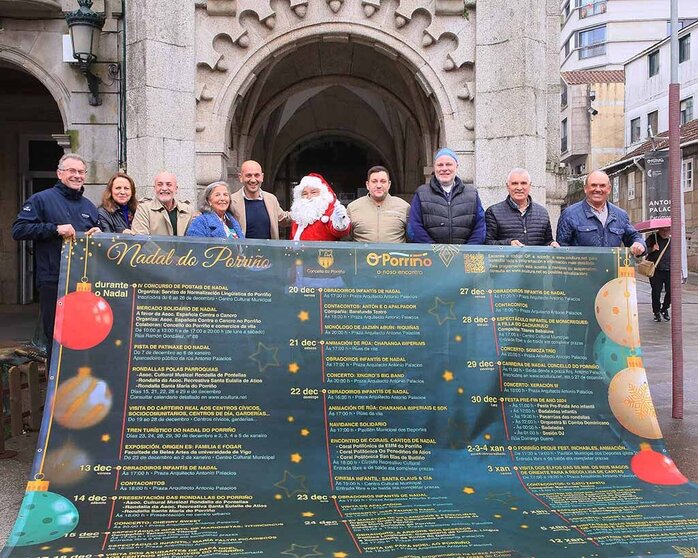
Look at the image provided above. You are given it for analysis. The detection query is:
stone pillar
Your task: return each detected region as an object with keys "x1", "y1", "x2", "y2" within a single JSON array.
[
  {"x1": 545, "y1": 0, "x2": 568, "y2": 231},
  {"x1": 475, "y1": 0, "x2": 549, "y2": 209},
  {"x1": 126, "y1": 0, "x2": 197, "y2": 203}
]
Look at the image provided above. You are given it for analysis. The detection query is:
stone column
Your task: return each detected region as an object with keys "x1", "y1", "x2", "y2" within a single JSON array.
[
  {"x1": 545, "y1": 0, "x2": 568, "y2": 231},
  {"x1": 125, "y1": 0, "x2": 197, "y2": 203},
  {"x1": 475, "y1": 0, "x2": 549, "y2": 209}
]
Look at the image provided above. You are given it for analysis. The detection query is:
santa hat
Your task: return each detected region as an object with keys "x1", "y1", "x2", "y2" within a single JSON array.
[{"x1": 294, "y1": 173, "x2": 336, "y2": 224}]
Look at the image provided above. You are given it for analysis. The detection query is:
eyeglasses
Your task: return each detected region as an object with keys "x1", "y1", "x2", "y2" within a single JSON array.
[{"x1": 58, "y1": 167, "x2": 87, "y2": 176}]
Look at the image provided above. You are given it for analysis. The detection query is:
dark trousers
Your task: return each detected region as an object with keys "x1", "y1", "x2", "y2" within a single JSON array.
[
  {"x1": 39, "y1": 283, "x2": 58, "y2": 369},
  {"x1": 649, "y1": 269, "x2": 671, "y2": 314}
]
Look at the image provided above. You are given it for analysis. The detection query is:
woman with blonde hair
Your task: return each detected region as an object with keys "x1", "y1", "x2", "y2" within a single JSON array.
[{"x1": 98, "y1": 172, "x2": 138, "y2": 233}]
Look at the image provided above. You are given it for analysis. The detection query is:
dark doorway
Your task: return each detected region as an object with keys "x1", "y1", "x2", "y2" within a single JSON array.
[{"x1": 273, "y1": 136, "x2": 383, "y2": 208}]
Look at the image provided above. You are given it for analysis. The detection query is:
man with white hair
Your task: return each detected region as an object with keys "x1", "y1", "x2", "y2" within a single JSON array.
[
  {"x1": 485, "y1": 168, "x2": 558, "y2": 247},
  {"x1": 408, "y1": 147, "x2": 485, "y2": 244},
  {"x1": 12, "y1": 152, "x2": 101, "y2": 365},
  {"x1": 132, "y1": 171, "x2": 193, "y2": 236},
  {"x1": 290, "y1": 173, "x2": 351, "y2": 241}
]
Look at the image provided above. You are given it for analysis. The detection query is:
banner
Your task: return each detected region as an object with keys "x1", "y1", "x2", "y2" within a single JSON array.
[
  {"x1": 2, "y1": 237, "x2": 696, "y2": 558},
  {"x1": 640, "y1": 150, "x2": 671, "y2": 230}
]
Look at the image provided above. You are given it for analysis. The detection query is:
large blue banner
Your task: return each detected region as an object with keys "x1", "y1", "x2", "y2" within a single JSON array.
[{"x1": 2, "y1": 237, "x2": 695, "y2": 558}]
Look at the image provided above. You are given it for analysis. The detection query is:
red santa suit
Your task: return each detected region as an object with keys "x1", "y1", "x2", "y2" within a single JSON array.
[{"x1": 290, "y1": 173, "x2": 351, "y2": 241}]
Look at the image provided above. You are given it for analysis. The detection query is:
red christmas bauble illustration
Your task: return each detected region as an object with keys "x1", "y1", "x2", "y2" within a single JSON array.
[
  {"x1": 631, "y1": 444, "x2": 688, "y2": 485},
  {"x1": 54, "y1": 283, "x2": 113, "y2": 350}
]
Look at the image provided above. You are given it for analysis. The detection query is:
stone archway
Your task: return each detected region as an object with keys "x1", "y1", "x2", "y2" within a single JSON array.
[
  {"x1": 229, "y1": 39, "x2": 442, "y2": 204},
  {"x1": 194, "y1": 2, "x2": 476, "y2": 198}
]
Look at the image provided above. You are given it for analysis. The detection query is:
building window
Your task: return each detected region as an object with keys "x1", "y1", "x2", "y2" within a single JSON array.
[
  {"x1": 680, "y1": 34, "x2": 691, "y2": 63},
  {"x1": 683, "y1": 158, "x2": 694, "y2": 192},
  {"x1": 648, "y1": 50, "x2": 660, "y2": 77},
  {"x1": 627, "y1": 172, "x2": 636, "y2": 201},
  {"x1": 681, "y1": 97, "x2": 694, "y2": 125},
  {"x1": 647, "y1": 111, "x2": 658, "y2": 137},
  {"x1": 579, "y1": 0, "x2": 607, "y2": 19},
  {"x1": 561, "y1": 81, "x2": 568, "y2": 107},
  {"x1": 562, "y1": 1, "x2": 571, "y2": 19},
  {"x1": 612, "y1": 175, "x2": 620, "y2": 203},
  {"x1": 561, "y1": 118, "x2": 568, "y2": 153},
  {"x1": 577, "y1": 26, "x2": 606, "y2": 59},
  {"x1": 564, "y1": 37, "x2": 571, "y2": 58},
  {"x1": 630, "y1": 117, "x2": 641, "y2": 143}
]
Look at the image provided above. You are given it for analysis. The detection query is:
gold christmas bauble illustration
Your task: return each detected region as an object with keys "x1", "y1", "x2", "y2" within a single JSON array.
[
  {"x1": 54, "y1": 367, "x2": 112, "y2": 430},
  {"x1": 595, "y1": 269, "x2": 640, "y2": 348},
  {"x1": 608, "y1": 360, "x2": 661, "y2": 440}
]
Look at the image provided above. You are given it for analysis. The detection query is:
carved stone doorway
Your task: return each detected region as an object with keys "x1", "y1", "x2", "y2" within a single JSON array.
[{"x1": 229, "y1": 40, "x2": 442, "y2": 205}]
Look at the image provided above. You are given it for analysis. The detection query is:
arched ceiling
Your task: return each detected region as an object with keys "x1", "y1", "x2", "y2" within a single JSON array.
[{"x1": 233, "y1": 40, "x2": 439, "y2": 195}]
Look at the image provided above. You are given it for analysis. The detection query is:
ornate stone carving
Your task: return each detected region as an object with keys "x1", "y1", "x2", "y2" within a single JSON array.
[
  {"x1": 206, "y1": 0, "x2": 236, "y2": 16},
  {"x1": 362, "y1": 0, "x2": 380, "y2": 18},
  {"x1": 327, "y1": 0, "x2": 343, "y2": 14},
  {"x1": 290, "y1": 0, "x2": 308, "y2": 18}
]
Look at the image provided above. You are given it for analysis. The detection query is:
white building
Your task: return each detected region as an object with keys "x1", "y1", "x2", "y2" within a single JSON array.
[
  {"x1": 560, "y1": 0, "x2": 698, "y2": 72},
  {"x1": 625, "y1": 20, "x2": 698, "y2": 149}
]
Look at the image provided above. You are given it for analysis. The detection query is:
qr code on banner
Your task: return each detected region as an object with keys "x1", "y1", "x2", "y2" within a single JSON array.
[{"x1": 464, "y1": 253, "x2": 485, "y2": 274}]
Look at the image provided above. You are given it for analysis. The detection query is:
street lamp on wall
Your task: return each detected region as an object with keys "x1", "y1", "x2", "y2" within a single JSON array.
[{"x1": 65, "y1": 0, "x2": 106, "y2": 106}]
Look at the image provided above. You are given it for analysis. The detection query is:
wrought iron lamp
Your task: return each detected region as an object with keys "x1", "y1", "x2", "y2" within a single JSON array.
[{"x1": 65, "y1": 0, "x2": 106, "y2": 106}]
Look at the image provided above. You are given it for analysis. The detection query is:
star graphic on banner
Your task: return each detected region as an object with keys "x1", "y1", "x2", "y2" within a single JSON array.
[
  {"x1": 58, "y1": 549, "x2": 75, "y2": 554},
  {"x1": 334, "y1": 553, "x2": 350, "y2": 558},
  {"x1": 291, "y1": 453, "x2": 303, "y2": 463},
  {"x1": 457, "y1": 387, "x2": 464, "y2": 395},
  {"x1": 462, "y1": 486, "x2": 475, "y2": 495},
  {"x1": 454, "y1": 335, "x2": 463, "y2": 342},
  {"x1": 288, "y1": 362, "x2": 300, "y2": 374},
  {"x1": 288, "y1": 416, "x2": 295, "y2": 423},
  {"x1": 428, "y1": 297, "x2": 456, "y2": 325},
  {"x1": 442, "y1": 370, "x2": 455, "y2": 382},
  {"x1": 486, "y1": 491, "x2": 518, "y2": 506},
  {"x1": 101, "y1": 434, "x2": 111, "y2": 443},
  {"x1": 281, "y1": 544, "x2": 323, "y2": 558},
  {"x1": 274, "y1": 471, "x2": 308, "y2": 497},
  {"x1": 298, "y1": 311, "x2": 310, "y2": 322},
  {"x1": 672, "y1": 546, "x2": 698, "y2": 558},
  {"x1": 249, "y1": 343, "x2": 280, "y2": 372},
  {"x1": 302, "y1": 511, "x2": 315, "y2": 518},
  {"x1": 300, "y1": 428, "x2": 311, "y2": 437}
]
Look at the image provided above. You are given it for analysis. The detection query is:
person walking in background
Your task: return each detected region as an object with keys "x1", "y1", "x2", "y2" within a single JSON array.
[
  {"x1": 187, "y1": 181, "x2": 244, "y2": 239},
  {"x1": 98, "y1": 172, "x2": 138, "y2": 233},
  {"x1": 647, "y1": 227, "x2": 671, "y2": 322}
]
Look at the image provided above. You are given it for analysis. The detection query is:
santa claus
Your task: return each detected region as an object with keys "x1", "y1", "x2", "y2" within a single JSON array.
[{"x1": 290, "y1": 173, "x2": 351, "y2": 241}]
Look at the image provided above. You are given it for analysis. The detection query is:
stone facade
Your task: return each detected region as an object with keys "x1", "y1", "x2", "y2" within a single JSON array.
[{"x1": 0, "y1": 0, "x2": 564, "y2": 304}]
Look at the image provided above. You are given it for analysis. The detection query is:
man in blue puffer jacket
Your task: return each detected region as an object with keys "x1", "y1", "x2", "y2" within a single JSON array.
[{"x1": 12, "y1": 153, "x2": 101, "y2": 365}]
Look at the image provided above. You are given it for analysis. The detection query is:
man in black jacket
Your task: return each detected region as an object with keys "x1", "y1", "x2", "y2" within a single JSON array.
[
  {"x1": 485, "y1": 168, "x2": 558, "y2": 247},
  {"x1": 12, "y1": 153, "x2": 101, "y2": 366}
]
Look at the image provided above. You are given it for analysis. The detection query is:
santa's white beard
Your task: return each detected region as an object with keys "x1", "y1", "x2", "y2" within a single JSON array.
[{"x1": 291, "y1": 192, "x2": 333, "y2": 227}]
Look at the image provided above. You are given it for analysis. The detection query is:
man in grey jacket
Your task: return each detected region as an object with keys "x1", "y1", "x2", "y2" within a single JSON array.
[{"x1": 485, "y1": 168, "x2": 558, "y2": 247}]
